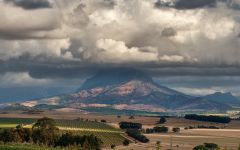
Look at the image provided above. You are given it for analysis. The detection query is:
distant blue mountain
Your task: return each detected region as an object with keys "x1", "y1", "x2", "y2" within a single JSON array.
[
  {"x1": 204, "y1": 92, "x2": 240, "y2": 106},
  {"x1": 0, "y1": 87, "x2": 75, "y2": 103}
]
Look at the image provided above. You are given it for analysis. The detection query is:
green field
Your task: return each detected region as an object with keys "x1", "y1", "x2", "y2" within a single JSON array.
[
  {"x1": 0, "y1": 118, "x2": 126, "y2": 147},
  {"x1": 0, "y1": 144, "x2": 62, "y2": 150}
]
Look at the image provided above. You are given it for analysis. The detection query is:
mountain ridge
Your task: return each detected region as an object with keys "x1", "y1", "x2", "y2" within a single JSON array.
[
  {"x1": 204, "y1": 92, "x2": 240, "y2": 106},
  {"x1": 66, "y1": 68, "x2": 230, "y2": 111},
  {"x1": 2, "y1": 68, "x2": 232, "y2": 113}
]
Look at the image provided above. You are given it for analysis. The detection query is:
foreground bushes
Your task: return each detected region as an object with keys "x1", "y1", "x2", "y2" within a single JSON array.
[
  {"x1": 0, "y1": 117, "x2": 103, "y2": 150},
  {"x1": 0, "y1": 126, "x2": 32, "y2": 143}
]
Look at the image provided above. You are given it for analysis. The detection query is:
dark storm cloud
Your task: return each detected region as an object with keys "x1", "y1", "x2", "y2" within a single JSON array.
[
  {"x1": 175, "y1": 0, "x2": 216, "y2": 9},
  {"x1": 2, "y1": 56, "x2": 240, "y2": 79},
  {"x1": 4, "y1": 0, "x2": 52, "y2": 9},
  {"x1": 155, "y1": 0, "x2": 217, "y2": 9},
  {"x1": 0, "y1": 58, "x2": 93, "y2": 79},
  {"x1": 155, "y1": 0, "x2": 240, "y2": 10}
]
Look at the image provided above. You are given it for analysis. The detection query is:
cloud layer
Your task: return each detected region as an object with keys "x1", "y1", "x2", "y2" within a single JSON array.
[{"x1": 0, "y1": 0, "x2": 240, "y2": 96}]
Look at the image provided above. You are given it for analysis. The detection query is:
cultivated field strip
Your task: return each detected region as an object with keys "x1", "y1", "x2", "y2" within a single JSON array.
[{"x1": 0, "y1": 118, "x2": 126, "y2": 146}]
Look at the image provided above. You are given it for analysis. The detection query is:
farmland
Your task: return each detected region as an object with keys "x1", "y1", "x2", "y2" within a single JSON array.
[
  {"x1": 0, "y1": 118, "x2": 126, "y2": 147},
  {"x1": 1, "y1": 112, "x2": 240, "y2": 150}
]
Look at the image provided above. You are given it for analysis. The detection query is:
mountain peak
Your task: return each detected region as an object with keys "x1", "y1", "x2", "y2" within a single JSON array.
[{"x1": 79, "y1": 68, "x2": 153, "y2": 90}]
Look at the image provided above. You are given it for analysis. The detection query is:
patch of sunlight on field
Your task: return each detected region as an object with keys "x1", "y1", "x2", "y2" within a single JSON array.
[
  {"x1": 58, "y1": 126, "x2": 124, "y2": 133},
  {"x1": 0, "y1": 124, "x2": 17, "y2": 128},
  {"x1": 0, "y1": 124, "x2": 33, "y2": 128}
]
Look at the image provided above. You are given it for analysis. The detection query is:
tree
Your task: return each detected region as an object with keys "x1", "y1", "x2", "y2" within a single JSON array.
[
  {"x1": 85, "y1": 134, "x2": 103, "y2": 150},
  {"x1": 193, "y1": 145, "x2": 207, "y2": 150},
  {"x1": 32, "y1": 117, "x2": 59, "y2": 146},
  {"x1": 172, "y1": 127, "x2": 180, "y2": 133},
  {"x1": 123, "y1": 139, "x2": 130, "y2": 146},
  {"x1": 0, "y1": 128, "x2": 21, "y2": 143},
  {"x1": 158, "y1": 117, "x2": 166, "y2": 124},
  {"x1": 204, "y1": 143, "x2": 219, "y2": 150},
  {"x1": 16, "y1": 125, "x2": 32, "y2": 143},
  {"x1": 111, "y1": 144, "x2": 116, "y2": 150},
  {"x1": 101, "y1": 119, "x2": 107, "y2": 123}
]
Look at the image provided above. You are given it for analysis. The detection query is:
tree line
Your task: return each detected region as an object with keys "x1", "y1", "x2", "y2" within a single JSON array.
[
  {"x1": 185, "y1": 114, "x2": 231, "y2": 123},
  {"x1": 0, "y1": 117, "x2": 103, "y2": 150},
  {"x1": 119, "y1": 122, "x2": 142, "y2": 129}
]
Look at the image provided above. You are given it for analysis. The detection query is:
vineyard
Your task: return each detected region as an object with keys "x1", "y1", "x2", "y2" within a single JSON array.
[
  {"x1": 0, "y1": 118, "x2": 126, "y2": 147},
  {"x1": 56, "y1": 120, "x2": 126, "y2": 147},
  {"x1": 64, "y1": 130, "x2": 126, "y2": 147}
]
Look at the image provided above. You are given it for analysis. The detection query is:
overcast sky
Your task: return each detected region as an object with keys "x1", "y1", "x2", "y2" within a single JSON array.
[{"x1": 0, "y1": 0, "x2": 240, "y2": 97}]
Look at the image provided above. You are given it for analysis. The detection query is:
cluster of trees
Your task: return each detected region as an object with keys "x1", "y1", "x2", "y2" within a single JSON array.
[
  {"x1": 0, "y1": 117, "x2": 103, "y2": 150},
  {"x1": 194, "y1": 143, "x2": 240, "y2": 150},
  {"x1": 55, "y1": 133, "x2": 102, "y2": 149},
  {"x1": 185, "y1": 125, "x2": 220, "y2": 130},
  {"x1": 145, "y1": 126, "x2": 169, "y2": 134},
  {"x1": 126, "y1": 129, "x2": 149, "y2": 143},
  {"x1": 0, "y1": 125, "x2": 32, "y2": 143},
  {"x1": 185, "y1": 114, "x2": 231, "y2": 123},
  {"x1": 119, "y1": 122, "x2": 142, "y2": 129},
  {"x1": 145, "y1": 126, "x2": 180, "y2": 134},
  {"x1": 119, "y1": 122, "x2": 149, "y2": 143},
  {"x1": 193, "y1": 143, "x2": 220, "y2": 150},
  {"x1": 190, "y1": 125, "x2": 219, "y2": 129},
  {"x1": 157, "y1": 117, "x2": 167, "y2": 124},
  {"x1": 172, "y1": 127, "x2": 180, "y2": 133}
]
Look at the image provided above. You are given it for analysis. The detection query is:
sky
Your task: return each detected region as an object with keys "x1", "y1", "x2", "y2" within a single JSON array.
[{"x1": 0, "y1": 0, "x2": 240, "y2": 100}]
